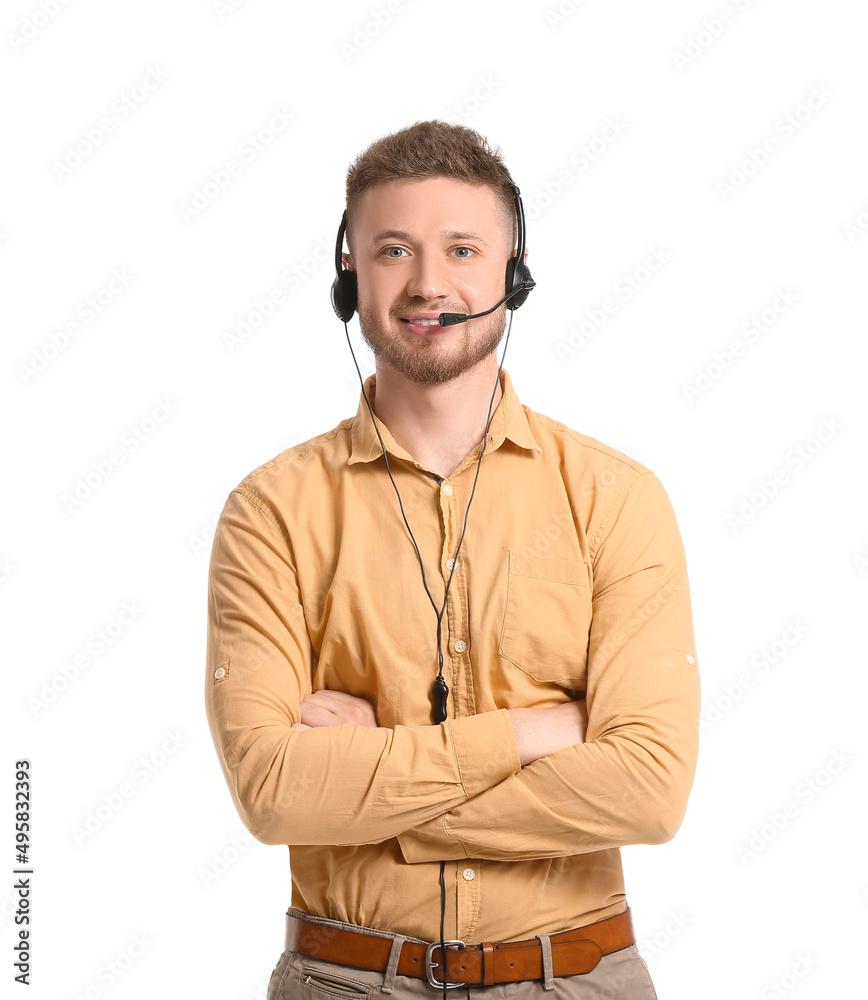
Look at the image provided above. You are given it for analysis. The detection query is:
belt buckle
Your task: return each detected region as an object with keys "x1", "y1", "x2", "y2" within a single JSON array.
[{"x1": 425, "y1": 939, "x2": 466, "y2": 989}]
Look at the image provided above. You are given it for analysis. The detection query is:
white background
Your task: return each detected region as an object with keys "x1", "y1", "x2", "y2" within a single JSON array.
[{"x1": 3, "y1": 1, "x2": 867, "y2": 998}]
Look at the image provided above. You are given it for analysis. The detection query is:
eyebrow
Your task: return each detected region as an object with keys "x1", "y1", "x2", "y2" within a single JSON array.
[{"x1": 368, "y1": 229, "x2": 491, "y2": 247}]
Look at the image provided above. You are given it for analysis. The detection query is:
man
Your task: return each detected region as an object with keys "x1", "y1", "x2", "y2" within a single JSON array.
[{"x1": 205, "y1": 120, "x2": 700, "y2": 1000}]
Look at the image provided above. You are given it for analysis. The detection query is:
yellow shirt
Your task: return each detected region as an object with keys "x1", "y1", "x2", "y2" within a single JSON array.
[{"x1": 204, "y1": 366, "x2": 700, "y2": 944}]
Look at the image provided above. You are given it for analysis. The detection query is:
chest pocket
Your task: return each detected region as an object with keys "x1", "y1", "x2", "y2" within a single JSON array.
[{"x1": 498, "y1": 551, "x2": 593, "y2": 688}]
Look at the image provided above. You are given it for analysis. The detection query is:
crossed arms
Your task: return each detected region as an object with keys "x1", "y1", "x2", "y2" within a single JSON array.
[{"x1": 204, "y1": 471, "x2": 700, "y2": 860}]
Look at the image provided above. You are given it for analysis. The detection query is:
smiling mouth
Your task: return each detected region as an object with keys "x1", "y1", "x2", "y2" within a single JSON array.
[{"x1": 400, "y1": 317, "x2": 449, "y2": 334}]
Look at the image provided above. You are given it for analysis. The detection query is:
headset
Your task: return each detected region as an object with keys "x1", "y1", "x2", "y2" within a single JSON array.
[
  {"x1": 329, "y1": 165, "x2": 535, "y2": 1000},
  {"x1": 331, "y1": 168, "x2": 535, "y2": 324}
]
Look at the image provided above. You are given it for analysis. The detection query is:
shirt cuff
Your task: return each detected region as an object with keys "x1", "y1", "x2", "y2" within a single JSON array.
[{"x1": 445, "y1": 708, "x2": 521, "y2": 800}]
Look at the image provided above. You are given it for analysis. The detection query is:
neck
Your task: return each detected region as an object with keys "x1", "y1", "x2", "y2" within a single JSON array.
[{"x1": 370, "y1": 357, "x2": 504, "y2": 479}]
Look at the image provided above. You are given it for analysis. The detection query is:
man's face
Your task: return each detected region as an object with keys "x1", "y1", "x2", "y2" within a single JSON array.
[{"x1": 345, "y1": 176, "x2": 515, "y2": 385}]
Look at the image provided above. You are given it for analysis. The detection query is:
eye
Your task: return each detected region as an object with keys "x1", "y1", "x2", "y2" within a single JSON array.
[
  {"x1": 382, "y1": 246, "x2": 408, "y2": 258},
  {"x1": 452, "y1": 247, "x2": 475, "y2": 258}
]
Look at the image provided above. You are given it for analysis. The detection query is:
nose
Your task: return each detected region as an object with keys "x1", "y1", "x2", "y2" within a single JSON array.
[{"x1": 405, "y1": 249, "x2": 451, "y2": 301}]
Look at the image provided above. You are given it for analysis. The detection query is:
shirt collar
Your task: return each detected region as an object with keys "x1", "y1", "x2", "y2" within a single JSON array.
[{"x1": 348, "y1": 366, "x2": 543, "y2": 467}]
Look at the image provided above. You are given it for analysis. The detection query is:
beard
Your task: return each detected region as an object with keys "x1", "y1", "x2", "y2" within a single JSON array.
[{"x1": 356, "y1": 300, "x2": 507, "y2": 385}]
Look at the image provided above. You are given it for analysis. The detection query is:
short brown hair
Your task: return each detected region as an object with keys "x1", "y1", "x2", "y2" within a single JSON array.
[{"x1": 344, "y1": 119, "x2": 517, "y2": 253}]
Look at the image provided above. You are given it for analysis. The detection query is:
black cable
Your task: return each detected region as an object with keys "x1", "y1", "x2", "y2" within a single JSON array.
[
  {"x1": 341, "y1": 309, "x2": 514, "y2": 711},
  {"x1": 341, "y1": 307, "x2": 515, "y2": 1000},
  {"x1": 440, "y1": 859, "x2": 447, "y2": 1000}
]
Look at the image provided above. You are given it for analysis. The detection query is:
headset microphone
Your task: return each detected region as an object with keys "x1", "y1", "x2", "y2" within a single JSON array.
[{"x1": 438, "y1": 280, "x2": 536, "y2": 327}]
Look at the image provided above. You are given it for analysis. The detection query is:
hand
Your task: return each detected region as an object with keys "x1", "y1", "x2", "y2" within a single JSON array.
[{"x1": 291, "y1": 689, "x2": 378, "y2": 732}]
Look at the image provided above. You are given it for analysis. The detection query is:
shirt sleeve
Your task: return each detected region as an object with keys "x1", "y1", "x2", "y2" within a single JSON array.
[
  {"x1": 396, "y1": 470, "x2": 701, "y2": 863},
  {"x1": 205, "y1": 487, "x2": 521, "y2": 848}
]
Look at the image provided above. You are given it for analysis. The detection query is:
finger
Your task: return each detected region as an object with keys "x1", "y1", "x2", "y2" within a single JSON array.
[
  {"x1": 302, "y1": 690, "x2": 345, "y2": 707},
  {"x1": 299, "y1": 694, "x2": 338, "y2": 720},
  {"x1": 299, "y1": 703, "x2": 343, "y2": 727},
  {"x1": 306, "y1": 689, "x2": 370, "y2": 705},
  {"x1": 302, "y1": 691, "x2": 373, "y2": 718}
]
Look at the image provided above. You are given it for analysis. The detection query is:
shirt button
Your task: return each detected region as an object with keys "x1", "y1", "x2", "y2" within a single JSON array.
[
  {"x1": 442, "y1": 484, "x2": 453, "y2": 496},
  {"x1": 446, "y1": 559, "x2": 455, "y2": 570},
  {"x1": 214, "y1": 667, "x2": 226, "y2": 679},
  {"x1": 685, "y1": 653, "x2": 695, "y2": 665},
  {"x1": 454, "y1": 640, "x2": 467, "y2": 653},
  {"x1": 463, "y1": 868, "x2": 475, "y2": 881}
]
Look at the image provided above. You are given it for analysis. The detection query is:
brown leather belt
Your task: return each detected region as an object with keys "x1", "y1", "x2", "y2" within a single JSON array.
[{"x1": 285, "y1": 908, "x2": 635, "y2": 987}]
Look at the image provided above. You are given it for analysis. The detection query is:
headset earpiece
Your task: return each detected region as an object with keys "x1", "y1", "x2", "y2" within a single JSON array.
[
  {"x1": 501, "y1": 173, "x2": 535, "y2": 311},
  {"x1": 505, "y1": 252, "x2": 533, "y2": 311},
  {"x1": 330, "y1": 211, "x2": 358, "y2": 322}
]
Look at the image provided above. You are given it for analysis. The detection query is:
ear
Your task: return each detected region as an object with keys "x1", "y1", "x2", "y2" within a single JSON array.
[
  {"x1": 523, "y1": 246, "x2": 529, "y2": 264},
  {"x1": 341, "y1": 251, "x2": 353, "y2": 272}
]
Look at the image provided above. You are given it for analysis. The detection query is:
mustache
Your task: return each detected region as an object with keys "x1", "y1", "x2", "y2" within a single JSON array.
[{"x1": 391, "y1": 304, "x2": 467, "y2": 317}]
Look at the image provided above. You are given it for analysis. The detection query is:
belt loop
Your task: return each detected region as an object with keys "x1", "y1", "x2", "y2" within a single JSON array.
[
  {"x1": 535, "y1": 933, "x2": 555, "y2": 991},
  {"x1": 380, "y1": 934, "x2": 407, "y2": 994}
]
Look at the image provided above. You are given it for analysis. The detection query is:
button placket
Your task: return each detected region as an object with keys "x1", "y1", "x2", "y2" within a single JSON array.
[
  {"x1": 440, "y1": 477, "x2": 480, "y2": 935},
  {"x1": 438, "y1": 476, "x2": 462, "y2": 720},
  {"x1": 457, "y1": 859, "x2": 479, "y2": 944}
]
